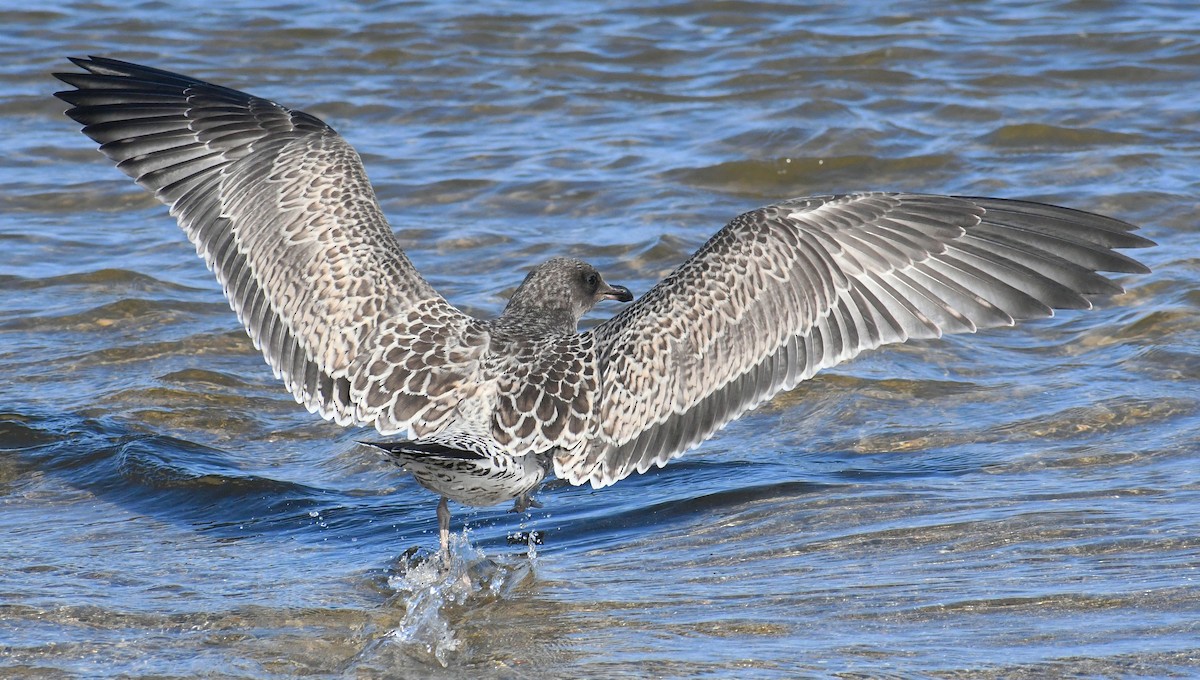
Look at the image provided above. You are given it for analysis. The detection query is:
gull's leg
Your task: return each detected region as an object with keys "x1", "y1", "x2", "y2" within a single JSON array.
[{"x1": 437, "y1": 496, "x2": 451, "y2": 566}]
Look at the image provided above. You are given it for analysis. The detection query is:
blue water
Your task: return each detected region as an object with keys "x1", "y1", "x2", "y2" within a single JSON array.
[{"x1": 2, "y1": 2, "x2": 1198, "y2": 677}]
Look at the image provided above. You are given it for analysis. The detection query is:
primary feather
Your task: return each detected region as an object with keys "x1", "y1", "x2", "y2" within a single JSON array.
[{"x1": 55, "y1": 56, "x2": 1152, "y2": 512}]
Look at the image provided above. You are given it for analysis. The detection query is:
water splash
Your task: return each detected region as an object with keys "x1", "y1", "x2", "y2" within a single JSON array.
[{"x1": 384, "y1": 530, "x2": 537, "y2": 667}]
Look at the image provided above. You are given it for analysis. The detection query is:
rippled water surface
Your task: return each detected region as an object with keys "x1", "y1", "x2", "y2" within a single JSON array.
[{"x1": 3, "y1": 2, "x2": 1199, "y2": 677}]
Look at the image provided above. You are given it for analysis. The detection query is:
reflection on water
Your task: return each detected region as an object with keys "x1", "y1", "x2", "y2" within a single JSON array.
[{"x1": 2, "y1": 1, "x2": 1199, "y2": 677}]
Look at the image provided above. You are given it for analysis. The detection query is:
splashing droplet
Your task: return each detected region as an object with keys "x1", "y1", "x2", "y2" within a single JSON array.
[{"x1": 385, "y1": 530, "x2": 537, "y2": 666}]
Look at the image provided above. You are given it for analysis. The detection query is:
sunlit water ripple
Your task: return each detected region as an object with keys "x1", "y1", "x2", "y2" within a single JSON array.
[{"x1": 2, "y1": 2, "x2": 1198, "y2": 678}]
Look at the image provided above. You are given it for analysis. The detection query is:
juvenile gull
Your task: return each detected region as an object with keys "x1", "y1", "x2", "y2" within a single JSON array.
[{"x1": 55, "y1": 57, "x2": 1153, "y2": 560}]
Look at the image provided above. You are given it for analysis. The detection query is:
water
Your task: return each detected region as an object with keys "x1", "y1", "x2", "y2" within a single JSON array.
[{"x1": 2, "y1": 1, "x2": 1199, "y2": 677}]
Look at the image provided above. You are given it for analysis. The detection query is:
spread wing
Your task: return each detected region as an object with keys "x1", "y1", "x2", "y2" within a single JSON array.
[
  {"x1": 557, "y1": 192, "x2": 1152, "y2": 487},
  {"x1": 54, "y1": 56, "x2": 488, "y2": 436}
]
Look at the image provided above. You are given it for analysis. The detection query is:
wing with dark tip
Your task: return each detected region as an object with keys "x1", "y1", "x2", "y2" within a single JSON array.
[
  {"x1": 54, "y1": 56, "x2": 486, "y2": 434},
  {"x1": 556, "y1": 192, "x2": 1152, "y2": 487}
]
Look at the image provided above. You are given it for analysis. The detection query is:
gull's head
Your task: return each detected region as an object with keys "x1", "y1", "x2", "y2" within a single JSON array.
[{"x1": 501, "y1": 256, "x2": 633, "y2": 331}]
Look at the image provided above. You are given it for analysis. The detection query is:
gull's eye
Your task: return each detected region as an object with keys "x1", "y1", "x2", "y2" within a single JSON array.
[{"x1": 585, "y1": 272, "x2": 599, "y2": 290}]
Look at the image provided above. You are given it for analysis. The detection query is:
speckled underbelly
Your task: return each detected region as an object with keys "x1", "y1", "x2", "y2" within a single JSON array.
[{"x1": 374, "y1": 443, "x2": 550, "y2": 508}]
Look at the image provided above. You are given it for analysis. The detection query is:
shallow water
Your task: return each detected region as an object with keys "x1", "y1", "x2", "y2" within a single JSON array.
[{"x1": 2, "y1": 1, "x2": 1199, "y2": 677}]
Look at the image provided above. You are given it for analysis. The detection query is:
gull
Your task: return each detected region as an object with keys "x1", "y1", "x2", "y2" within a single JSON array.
[{"x1": 55, "y1": 56, "x2": 1152, "y2": 561}]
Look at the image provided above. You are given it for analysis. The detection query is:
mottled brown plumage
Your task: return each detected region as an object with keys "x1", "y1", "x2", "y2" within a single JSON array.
[{"x1": 55, "y1": 57, "x2": 1152, "y2": 560}]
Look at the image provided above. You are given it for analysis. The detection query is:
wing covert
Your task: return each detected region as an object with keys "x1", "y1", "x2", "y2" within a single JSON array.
[
  {"x1": 557, "y1": 192, "x2": 1151, "y2": 487},
  {"x1": 55, "y1": 56, "x2": 480, "y2": 433}
]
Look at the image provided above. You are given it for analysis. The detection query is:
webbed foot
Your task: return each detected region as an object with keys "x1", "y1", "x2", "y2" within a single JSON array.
[{"x1": 508, "y1": 491, "x2": 543, "y2": 513}]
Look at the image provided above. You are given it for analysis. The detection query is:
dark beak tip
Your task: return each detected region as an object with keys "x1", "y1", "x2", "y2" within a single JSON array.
[{"x1": 609, "y1": 285, "x2": 634, "y2": 303}]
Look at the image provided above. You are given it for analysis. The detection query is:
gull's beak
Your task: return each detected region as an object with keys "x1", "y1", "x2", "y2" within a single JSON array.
[{"x1": 601, "y1": 283, "x2": 634, "y2": 303}]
